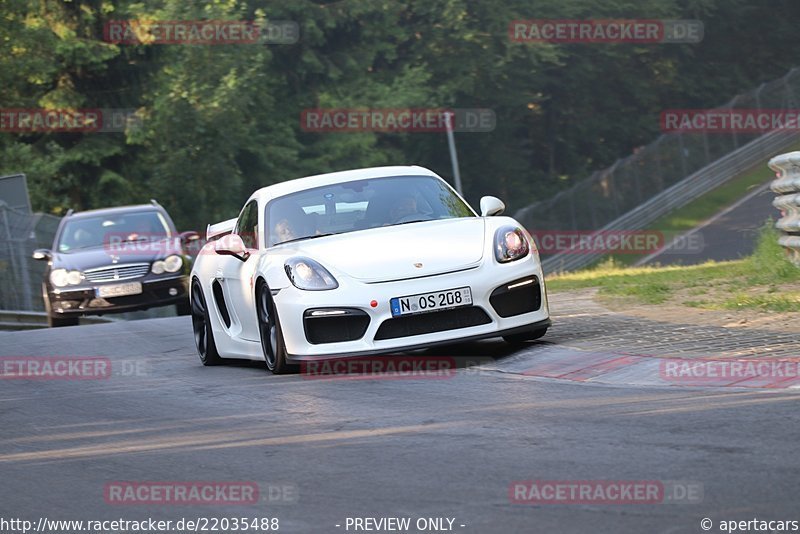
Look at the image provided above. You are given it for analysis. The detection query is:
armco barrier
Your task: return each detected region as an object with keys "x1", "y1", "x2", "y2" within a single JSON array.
[{"x1": 768, "y1": 151, "x2": 800, "y2": 265}]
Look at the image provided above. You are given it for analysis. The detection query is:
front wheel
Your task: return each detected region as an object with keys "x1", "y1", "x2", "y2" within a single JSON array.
[
  {"x1": 257, "y1": 283, "x2": 297, "y2": 374},
  {"x1": 503, "y1": 327, "x2": 548, "y2": 345},
  {"x1": 191, "y1": 279, "x2": 223, "y2": 365}
]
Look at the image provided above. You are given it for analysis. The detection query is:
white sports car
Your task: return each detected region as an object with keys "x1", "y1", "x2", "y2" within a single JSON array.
[{"x1": 189, "y1": 166, "x2": 551, "y2": 373}]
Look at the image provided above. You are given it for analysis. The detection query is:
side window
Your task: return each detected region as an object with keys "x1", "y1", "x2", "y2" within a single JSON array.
[{"x1": 235, "y1": 201, "x2": 259, "y2": 249}]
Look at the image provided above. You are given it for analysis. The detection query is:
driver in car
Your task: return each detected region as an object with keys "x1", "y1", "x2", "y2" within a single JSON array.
[
  {"x1": 388, "y1": 194, "x2": 419, "y2": 223},
  {"x1": 274, "y1": 218, "x2": 298, "y2": 243}
]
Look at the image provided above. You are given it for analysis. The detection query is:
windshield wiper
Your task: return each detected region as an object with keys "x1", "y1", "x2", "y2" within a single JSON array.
[
  {"x1": 386, "y1": 219, "x2": 432, "y2": 227},
  {"x1": 277, "y1": 233, "x2": 339, "y2": 245}
]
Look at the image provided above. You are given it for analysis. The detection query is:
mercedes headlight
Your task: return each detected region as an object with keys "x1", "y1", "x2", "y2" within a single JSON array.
[
  {"x1": 152, "y1": 255, "x2": 183, "y2": 274},
  {"x1": 50, "y1": 269, "x2": 82, "y2": 287}
]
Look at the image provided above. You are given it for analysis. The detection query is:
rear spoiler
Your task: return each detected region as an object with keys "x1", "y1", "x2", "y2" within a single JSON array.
[{"x1": 206, "y1": 217, "x2": 237, "y2": 241}]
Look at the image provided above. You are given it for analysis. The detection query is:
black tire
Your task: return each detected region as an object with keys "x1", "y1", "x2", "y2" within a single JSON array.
[
  {"x1": 48, "y1": 314, "x2": 79, "y2": 328},
  {"x1": 175, "y1": 299, "x2": 191, "y2": 316},
  {"x1": 191, "y1": 279, "x2": 223, "y2": 366},
  {"x1": 257, "y1": 282, "x2": 297, "y2": 374},
  {"x1": 503, "y1": 327, "x2": 548, "y2": 345}
]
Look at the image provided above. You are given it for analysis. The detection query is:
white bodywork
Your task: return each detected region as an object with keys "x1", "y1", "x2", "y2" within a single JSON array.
[{"x1": 190, "y1": 165, "x2": 550, "y2": 362}]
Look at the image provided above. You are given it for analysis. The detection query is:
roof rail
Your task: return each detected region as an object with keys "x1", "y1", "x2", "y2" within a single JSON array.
[
  {"x1": 65, "y1": 208, "x2": 74, "y2": 217},
  {"x1": 150, "y1": 198, "x2": 160, "y2": 206}
]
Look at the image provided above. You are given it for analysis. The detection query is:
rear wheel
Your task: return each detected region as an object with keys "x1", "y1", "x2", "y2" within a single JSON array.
[
  {"x1": 257, "y1": 282, "x2": 297, "y2": 374},
  {"x1": 191, "y1": 279, "x2": 222, "y2": 365},
  {"x1": 503, "y1": 327, "x2": 548, "y2": 345}
]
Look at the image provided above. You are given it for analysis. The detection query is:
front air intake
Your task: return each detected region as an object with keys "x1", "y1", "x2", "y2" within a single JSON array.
[
  {"x1": 303, "y1": 308, "x2": 370, "y2": 344},
  {"x1": 374, "y1": 306, "x2": 491, "y2": 340},
  {"x1": 489, "y1": 276, "x2": 542, "y2": 318}
]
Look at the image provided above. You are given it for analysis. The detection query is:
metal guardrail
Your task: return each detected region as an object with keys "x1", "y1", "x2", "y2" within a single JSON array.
[
  {"x1": 0, "y1": 310, "x2": 114, "y2": 331},
  {"x1": 768, "y1": 151, "x2": 800, "y2": 265},
  {"x1": 536, "y1": 130, "x2": 800, "y2": 273}
]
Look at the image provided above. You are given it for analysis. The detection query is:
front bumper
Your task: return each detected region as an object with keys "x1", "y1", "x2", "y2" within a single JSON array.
[
  {"x1": 275, "y1": 254, "x2": 551, "y2": 362},
  {"x1": 47, "y1": 275, "x2": 189, "y2": 316}
]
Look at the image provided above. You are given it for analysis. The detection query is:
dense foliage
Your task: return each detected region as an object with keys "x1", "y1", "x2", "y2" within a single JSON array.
[{"x1": 1, "y1": 0, "x2": 798, "y2": 229}]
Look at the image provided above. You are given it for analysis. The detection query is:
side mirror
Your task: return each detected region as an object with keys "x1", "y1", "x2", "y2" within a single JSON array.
[
  {"x1": 180, "y1": 230, "x2": 201, "y2": 242},
  {"x1": 32, "y1": 249, "x2": 52, "y2": 261},
  {"x1": 480, "y1": 196, "x2": 505, "y2": 217},
  {"x1": 215, "y1": 234, "x2": 250, "y2": 262}
]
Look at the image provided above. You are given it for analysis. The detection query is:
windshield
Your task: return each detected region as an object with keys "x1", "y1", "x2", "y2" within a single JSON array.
[
  {"x1": 265, "y1": 175, "x2": 474, "y2": 247},
  {"x1": 57, "y1": 210, "x2": 172, "y2": 252}
]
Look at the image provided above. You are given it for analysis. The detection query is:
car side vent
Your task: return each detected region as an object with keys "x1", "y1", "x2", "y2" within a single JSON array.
[{"x1": 211, "y1": 280, "x2": 232, "y2": 328}]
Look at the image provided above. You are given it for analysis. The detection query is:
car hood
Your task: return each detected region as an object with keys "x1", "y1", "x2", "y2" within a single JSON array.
[
  {"x1": 294, "y1": 218, "x2": 486, "y2": 283},
  {"x1": 52, "y1": 239, "x2": 181, "y2": 271}
]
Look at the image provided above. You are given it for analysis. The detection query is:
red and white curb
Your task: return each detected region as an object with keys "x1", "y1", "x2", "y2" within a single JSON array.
[{"x1": 485, "y1": 346, "x2": 800, "y2": 389}]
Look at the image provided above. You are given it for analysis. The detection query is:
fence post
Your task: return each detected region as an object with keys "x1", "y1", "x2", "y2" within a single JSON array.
[
  {"x1": 1, "y1": 208, "x2": 21, "y2": 309},
  {"x1": 17, "y1": 240, "x2": 33, "y2": 310}
]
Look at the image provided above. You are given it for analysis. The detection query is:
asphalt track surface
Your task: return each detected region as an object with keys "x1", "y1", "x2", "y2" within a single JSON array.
[{"x1": 1, "y1": 295, "x2": 799, "y2": 534}]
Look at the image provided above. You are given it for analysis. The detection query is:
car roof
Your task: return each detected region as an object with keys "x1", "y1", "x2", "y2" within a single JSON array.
[
  {"x1": 66, "y1": 204, "x2": 166, "y2": 220},
  {"x1": 250, "y1": 165, "x2": 441, "y2": 204}
]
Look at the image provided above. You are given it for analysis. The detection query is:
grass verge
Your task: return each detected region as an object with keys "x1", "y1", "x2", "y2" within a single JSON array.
[{"x1": 548, "y1": 225, "x2": 800, "y2": 311}]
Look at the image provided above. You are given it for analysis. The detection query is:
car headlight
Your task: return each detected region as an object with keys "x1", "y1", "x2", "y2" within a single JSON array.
[
  {"x1": 152, "y1": 255, "x2": 183, "y2": 274},
  {"x1": 50, "y1": 269, "x2": 82, "y2": 287},
  {"x1": 163, "y1": 255, "x2": 183, "y2": 273},
  {"x1": 285, "y1": 257, "x2": 338, "y2": 291},
  {"x1": 494, "y1": 226, "x2": 530, "y2": 263},
  {"x1": 66, "y1": 270, "x2": 82, "y2": 285}
]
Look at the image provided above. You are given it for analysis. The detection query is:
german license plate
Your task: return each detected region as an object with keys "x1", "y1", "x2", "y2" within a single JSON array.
[
  {"x1": 96, "y1": 282, "x2": 142, "y2": 298},
  {"x1": 390, "y1": 287, "x2": 472, "y2": 317}
]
